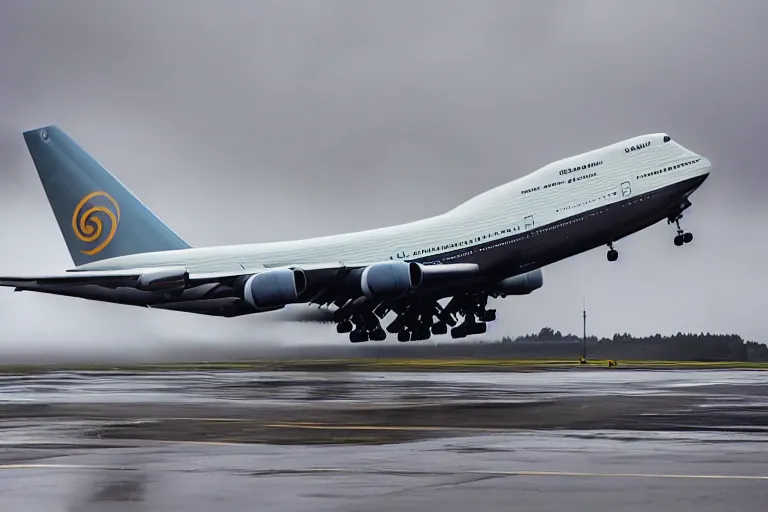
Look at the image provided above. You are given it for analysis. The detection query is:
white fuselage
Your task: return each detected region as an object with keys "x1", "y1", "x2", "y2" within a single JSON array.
[{"x1": 76, "y1": 133, "x2": 711, "y2": 275}]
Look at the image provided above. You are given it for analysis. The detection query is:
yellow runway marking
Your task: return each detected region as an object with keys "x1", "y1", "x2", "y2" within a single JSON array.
[
  {"x1": 143, "y1": 419, "x2": 478, "y2": 431},
  {"x1": 156, "y1": 440, "x2": 251, "y2": 446},
  {"x1": 0, "y1": 464, "x2": 123, "y2": 470},
  {"x1": 263, "y1": 422, "x2": 447, "y2": 431},
  {"x1": 284, "y1": 468, "x2": 768, "y2": 481},
  {"x1": 469, "y1": 470, "x2": 768, "y2": 481},
  {"x1": 161, "y1": 417, "x2": 248, "y2": 422},
  {"x1": 261, "y1": 422, "x2": 508, "y2": 432}
]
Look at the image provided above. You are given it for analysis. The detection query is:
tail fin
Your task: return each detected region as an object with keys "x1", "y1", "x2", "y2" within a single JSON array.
[{"x1": 23, "y1": 125, "x2": 191, "y2": 266}]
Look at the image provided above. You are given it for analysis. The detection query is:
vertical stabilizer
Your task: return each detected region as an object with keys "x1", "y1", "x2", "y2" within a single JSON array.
[{"x1": 23, "y1": 125, "x2": 191, "y2": 266}]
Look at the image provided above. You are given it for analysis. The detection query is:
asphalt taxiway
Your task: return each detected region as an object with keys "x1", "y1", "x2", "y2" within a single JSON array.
[{"x1": 1, "y1": 368, "x2": 767, "y2": 510}]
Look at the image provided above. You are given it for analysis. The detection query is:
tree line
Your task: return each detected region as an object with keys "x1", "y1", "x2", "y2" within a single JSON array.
[{"x1": 503, "y1": 327, "x2": 768, "y2": 362}]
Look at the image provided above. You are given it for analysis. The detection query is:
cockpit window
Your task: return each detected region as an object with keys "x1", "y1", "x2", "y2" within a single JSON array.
[{"x1": 663, "y1": 135, "x2": 671, "y2": 143}]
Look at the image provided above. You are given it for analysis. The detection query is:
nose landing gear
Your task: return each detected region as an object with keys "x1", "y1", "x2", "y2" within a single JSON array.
[{"x1": 669, "y1": 211, "x2": 693, "y2": 247}]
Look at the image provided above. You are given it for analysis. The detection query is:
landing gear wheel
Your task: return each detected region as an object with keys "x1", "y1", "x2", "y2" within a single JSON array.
[
  {"x1": 450, "y1": 325, "x2": 467, "y2": 339},
  {"x1": 674, "y1": 230, "x2": 693, "y2": 247},
  {"x1": 431, "y1": 322, "x2": 448, "y2": 335},
  {"x1": 369, "y1": 327, "x2": 386, "y2": 341},
  {"x1": 670, "y1": 214, "x2": 693, "y2": 246},
  {"x1": 607, "y1": 249, "x2": 619, "y2": 262},
  {"x1": 397, "y1": 330, "x2": 410, "y2": 342},
  {"x1": 336, "y1": 320, "x2": 353, "y2": 334},
  {"x1": 349, "y1": 329, "x2": 369, "y2": 343},
  {"x1": 481, "y1": 309, "x2": 497, "y2": 322}
]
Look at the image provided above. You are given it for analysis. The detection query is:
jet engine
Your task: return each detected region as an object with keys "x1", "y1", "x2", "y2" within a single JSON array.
[
  {"x1": 492, "y1": 269, "x2": 543, "y2": 295},
  {"x1": 240, "y1": 268, "x2": 307, "y2": 308},
  {"x1": 348, "y1": 261, "x2": 423, "y2": 299}
]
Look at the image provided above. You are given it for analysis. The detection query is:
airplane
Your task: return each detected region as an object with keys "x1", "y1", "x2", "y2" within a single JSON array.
[{"x1": 0, "y1": 126, "x2": 711, "y2": 343}]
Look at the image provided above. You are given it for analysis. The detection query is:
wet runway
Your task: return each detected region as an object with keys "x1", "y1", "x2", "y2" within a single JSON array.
[{"x1": 1, "y1": 369, "x2": 767, "y2": 510}]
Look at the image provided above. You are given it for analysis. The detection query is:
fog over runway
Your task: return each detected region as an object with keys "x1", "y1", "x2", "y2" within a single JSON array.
[{"x1": 1, "y1": 368, "x2": 767, "y2": 510}]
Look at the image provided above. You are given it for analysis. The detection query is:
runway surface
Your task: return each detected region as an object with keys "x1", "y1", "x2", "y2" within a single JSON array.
[{"x1": 1, "y1": 368, "x2": 767, "y2": 510}]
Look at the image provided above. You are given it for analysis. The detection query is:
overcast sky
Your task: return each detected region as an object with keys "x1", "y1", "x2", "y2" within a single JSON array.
[{"x1": 0, "y1": 0, "x2": 766, "y2": 362}]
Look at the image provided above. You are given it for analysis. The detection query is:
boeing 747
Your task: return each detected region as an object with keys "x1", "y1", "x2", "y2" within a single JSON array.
[{"x1": 0, "y1": 126, "x2": 711, "y2": 342}]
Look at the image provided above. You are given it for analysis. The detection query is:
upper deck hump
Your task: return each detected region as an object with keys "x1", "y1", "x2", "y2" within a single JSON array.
[{"x1": 449, "y1": 133, "x2": 667, "y2": 215}]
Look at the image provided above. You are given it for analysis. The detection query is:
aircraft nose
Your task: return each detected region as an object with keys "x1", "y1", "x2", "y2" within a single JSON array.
[
  {"x1": 697, "y1": 156, "x2": 712, "y2": 184},
  {"x1": 701, "y1": 156, "x2": 712, "y2": 177}
]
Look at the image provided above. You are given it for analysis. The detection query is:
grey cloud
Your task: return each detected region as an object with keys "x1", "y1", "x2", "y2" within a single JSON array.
[{"x1": 0, "y1": 0, "x2": 766, "y2": 362}]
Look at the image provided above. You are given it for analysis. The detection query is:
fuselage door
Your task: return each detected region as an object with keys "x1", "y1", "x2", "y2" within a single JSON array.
[
  {"x1": 524, "y1": 215, "x2": 535, "y2": 230},
  {"x1": 621, "y1": 181, "x2": 632, "y2": 197}
]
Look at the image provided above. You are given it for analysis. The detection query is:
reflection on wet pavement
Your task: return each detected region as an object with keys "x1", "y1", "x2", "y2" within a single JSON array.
[{"x1": 1, "y1": 369, "x2": 767, "y2": 511}]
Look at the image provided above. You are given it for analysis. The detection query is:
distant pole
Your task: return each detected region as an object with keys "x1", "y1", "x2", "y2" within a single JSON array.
[{"x1": 582, "y1": 297, "x2": 587, "y2": 361}]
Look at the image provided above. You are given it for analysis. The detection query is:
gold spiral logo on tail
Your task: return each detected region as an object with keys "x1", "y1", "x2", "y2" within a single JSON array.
[{"x1": 71, "y1": 191, "x2": 121, "y2": 255}]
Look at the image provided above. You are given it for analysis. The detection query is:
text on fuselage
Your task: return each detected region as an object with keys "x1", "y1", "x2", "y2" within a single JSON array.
[
  {"x1": 559, "y1": 160, "x2": 603, "y2": 176},
  {"x1": 635, "y1": 157, "x2": 701, "y2": 180},
  {"x1": 625, "y1": 141, "x2": 651, "y2": 153},
  {"x1": 522, "y1": 171, "x2": 599, "y2": 195},
  {"x1": 395, "y1": 227, "x2": 517, "y2": 259}
]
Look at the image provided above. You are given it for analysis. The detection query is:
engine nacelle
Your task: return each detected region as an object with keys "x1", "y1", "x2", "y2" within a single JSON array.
[
  {"x1": 241, "y1": 268, "x2": 307, "y2": 308},
  {"x1": 348, "y1": 261, "x2": 423, "y2": 299},
  {"x1": 136, "y1": 267, "x2": 189, "y2": 292},
  {"x1": 492, "y1": 269, "x2": 543, "y2": 295}
]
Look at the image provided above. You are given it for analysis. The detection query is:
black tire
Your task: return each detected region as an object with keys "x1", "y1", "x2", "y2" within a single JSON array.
[
  {"x1": 674, "y1": 235, "x2": 684, "y2": 246},
  {"x1": 683, "y1": 232, "x2": 693, "y2": 244},
  {"x1": 370, "y1": 328, "x2": 386, "y2": 341},
  {"x1": 451, "y1": 326, "x2": 467, "y2": 339},
  {"x1": 482, "y1": 309, "x2": 497, "y2": 322},
  {"x1": 432, "y1": 323, "x2": 448, "y2": 335}
]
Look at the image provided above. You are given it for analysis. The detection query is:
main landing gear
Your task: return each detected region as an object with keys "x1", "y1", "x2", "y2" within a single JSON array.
[
  {"x1": 387, "y1": 295, "x2": 496, "y2": 342},
  {"x1": 606, "y1": 242, "x2": 619, "y2": 262},
  {"x1": 336, "y1": 307, "x2": 387, "y2": 343},
  {"x1": 444, "y1": 293, "x2": 495, "y2": 340},
  {"x1": 668, "y1": 199, "x2": 694, "y2": 247},
  {"x1": 333, "y1": 292, "x2": 498, "y2": 343}
]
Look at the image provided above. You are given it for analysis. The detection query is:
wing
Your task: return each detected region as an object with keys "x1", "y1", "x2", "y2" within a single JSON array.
[
  {"x1": 0, "y1": 261, "x2": 480, "y2": 317},
  {"x1": 0, "y1": 262, "x2": 351, "y2": 291},
  {"x1": 0, "y1": 266, "x2": 192, "y2": 292}
]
